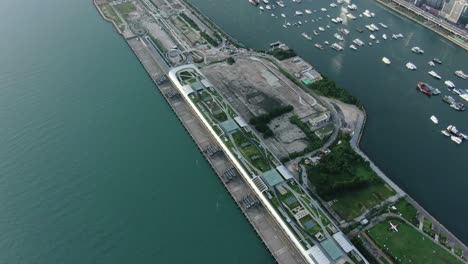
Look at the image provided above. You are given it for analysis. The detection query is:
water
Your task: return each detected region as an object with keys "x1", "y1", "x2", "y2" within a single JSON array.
[
  {"x1": 0, "y1": 0, "x2": 273, "y2": 263},
  {"x1": 188, "y1": 0, "x2": 468, "y2": 242}
]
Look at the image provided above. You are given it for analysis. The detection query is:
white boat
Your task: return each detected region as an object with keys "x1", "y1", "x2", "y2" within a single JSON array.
[
  {"x1": 382, "y1": 57, "x2": 391, "y2": 65},
  {"x1": 305, "y1": 9, "x2": 312, "y2": 14},
  {"x1": 265, "y1": 5, "x2": 271, "y2": 9},
  {"x1": 282, "y1": 24, "x2": 287, "y2": 28},
  {"x1": 330, "y1": 3, "x2": 337, "y2": 7},
  {"x1": 365, "y1": 25, "x2": 375, "y2": 32},
  {"x1": 397, "y1": 33, "x2": 403, "y2": 38},
  {"x1": 326, "y1": 25, "x2": 330, "y2": 28},
  {"x1": 430, "y1": 115, "x2": 438, "y2": 124},
  {"x1": 302, "y1": 32, "x2": 312, "y2": 40},
  {"x1": 382, "y1": 34, "x2": 387, "y2": 40},
  {"x1": 451, "y1": 136, "x2": 462, "y2": 144},
  {"x1": 298, "y1": 20, "x2": 302, "y2": 25},
  {"x1": 336, "y1": 17, "x2": 343, "y2": 23},
  {"x1": 346, "y1": 13, "x2": 356, "y2": 19},
  {"x1": 331, "y1": 43, "x2": 343, "y2": 51},
  {"x1": 363, "y1": 11, "x2": 371, "y2": 17},
  {"x1": 370, "y1": 24, "x2": 379, "y2": 30},
  {"x1": 454, "y1": 70, "x2": 468, "y2": 79},
  {"x1": 441, "y1": 130, "x2": 450, "y2": 137},
  {"x1": 259, "y1": 6, "x2": 265, "y2": 10},
  {"x1": 324, "y1": 41, "x2": 329, "y2": 45},
  {"x1": 286, "y1": 22, "x2": 291, "y2": 26},
  {"x1": 428, "y1": 61, "x2": 435, "y2": 67},
  {"x1": 349, "y1": 44, "x2": 358, "y2": 50},
  {"x1": 376, "y1": 40, "x2": 380, "y2": 44},
  {"x1": 321, "y1": 8, "x2": 327, "y2": 12},
  {"x1": 428, "y1": 71, "x2": 441, "y2": 80},
  {"x1": 337, "y1": 0, "x2": 344, "y2": 3},
  {"x1": 334, "y1": 33, "x2": 344, "y2": 41},
  {"x1": 281, "y1": 13, "x2": 286, "y2": 17},
  {"x1": 444, "y1": 80, "x2": 455, "y2": 88},
  {"x1": 295, "y1": 10, "x2": 303, "y2": 16},
  {"x1": 353, "y1": 38, "x2": 365, "y2": 46},
  {"x1": 348, "y1": 4, "x2": 358, "y2": 10},
  {"x1": 262, "y1": 0, "x2": 269, "y2": 4},
  {"x1": 411, "y1": 46, "x2": 424, "y2": 54},
  {"x1": 368, "y1": 42, "x2": 373, "y2": 46},
  {"x1": 370, "y1": 12, "x2": 375, "y2": 17},
  {"x1": 378, "y1": 22, "x2": 388, "y2": 28},
  {"x1": 341, "y1": 28, "x2": 350, "y2": 35},
  {"x1": 331, "y1": 18, "x2": 338, "y2": 23},
  {"x1": 369, "y1": 34, "x2": 376, "y2": 40},
  {"x1": 326, "y1": 14, "x2": 331, "y2": 18},
  {"x1": 406, "y1": 62, "x2": 417, "y2": 70},
  {"x1": 276, "y1": 1, "x2": 285, "y2": 7},
  {"x1": 313, "y1": 30, "x2": 319, "y2": 35},
  {"x1": 318, "y1": 27, "x2": 325, "y2": 31}
]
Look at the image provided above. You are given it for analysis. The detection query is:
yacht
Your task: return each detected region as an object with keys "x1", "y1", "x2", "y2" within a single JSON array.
[
  {"x1": 428, "y1": 70, "x2": 441, "y2": 80},
  {"x1": 365, "y1": 25, "x2": 375, "y2": 32},
  {"x1": 382, "y1": 57, "x2": 391, "y2": 65},
  {"x1": 405, "y1": 62, "x2": 417, "y2": 70},
  {"x1": 321, "y1": 8, "x2": 327, "y2": 12},
  {"x1": 305, "y1": 9, "x2": 312, "y2": 14},
  {"x1": 259, "y1": 6, "x2": 265, "y2": 10},
  {"x1": 428, "y1": 61, "x2": 435, "y2": 67},
  {"x1": 313, "y1": 30, "x2": 319, "y2": 35},
  {"x1": 336, "y1": 17, "x2": 343, "y2": 23},
  {"x1": 451, "y1": 136, "x2": 463, "y2": 144},
  {"x1": 315, "y1": 43, "x2": 324, "y2": 49},
  {"x1": 369, "y1": 34, "x2": 376, "y2": 40},
  {"x1": 281, "y1": 13, "x2": 286, "y2": 17},
  {"x1": 411, "y1": 46, "x2": 424, "y2": 54},
  {"x1": 346, "y1": 13, "x2": 357, "y2": 19},
  {"x1": 262, "y1": 0, "x2": 269, "y2": 4},
  {"x1": 295, "y1": 10, "x2": 303, "y2": 15},
  {"x1": 430, "y1": 115, "x2": 438, "y2": 124},
  {"x1": 265, "y1": 5, "x2": 271, "y2": 9},
  {"x1": 276, "y1": 1, "x2": 285, "y2": 7},
  {"x1": 370, "y1": 24, "x2": 379, "y2": 30},
  {"x1": 330, "y1": 3, "x2": 338, "y2": 7},
  {"x1": 444, "y1": 80, "x2": 455, "y2": 88},
  {"x1": 331, "y1": 43, "x2": 343, "y2": 51},
  {"x1": 432, "y1": 58, "x2": 442, "y2": 64},
  {"x1": 349, "y1": 44, "x2": 358, "y2": 50},
  {"x1": 353, "y1": 38, "x2": 365, "y2": 46},
  {"x1": 331, "y1": 18, "x2": 338, "y2": 23},
  {"x1": 454, "y1": 70, "x2": 468, "y2": 79},
  {"x1": 318, "y1": 27, "x2": 325, "y2": 31},
  {"x1": 382, "y1": 34, "x2": 387, "y2": 40},
  {"x1": 378, "y1": 22, "x2": 388, "y2": 28},
  {"x1": 348, "y1": 4, "x2": 358, "y2": 10},
  {"x1": 324, "y1": 41, "x2": 329, "y2": 45},
  {"x1": 302, "y1": 32, "x2": 312, "y2": 40},
  {"x1": 334, "y1": 33, "x2": 344, "y2": 41},
  {"x1": 341, "y1": 28, "x2": 350, "y2": 35},
  {"x1": 441, "y1": 130, "x2": 451, "y2": 137}
]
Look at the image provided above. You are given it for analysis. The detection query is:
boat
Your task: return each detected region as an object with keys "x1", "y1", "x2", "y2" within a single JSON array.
[
  {"x1": 428, "y1": 71, "x2": 441, "y2": 80},
  {"x1": 281, "y1": 13, "x2": 286, "y2": 17},
  {"x1": 365, "y1": 25, "x2": 375, "y2": 32},
  {"x1": 336, "y1": 17, "x2": 343, "y2": 23},
  {"x1": 334, "y1": 33, "x2": 344, "y2": 41},
  {"x1": 318, "y1": 27, "x2": 325, "y2": 31},
  {"x1": 378, "y1": 22, "x2": 388, "y2": 28},
  {"x1": 444, "y1": 80, "x2": 455, "y2": 88},
  {"x1": 430, "y1": 115, "x2": 438, "y2": 124},
  {"x1": 286, "y1": 22, "x2": 291, "y2": 26},
  {"x1": 370, "y1": 24, "x2": 379, "y2": 30},
  {"x1": 428, "y1": 61, "x2": 435, "y2": 67},
  {"x1": 348, "y1": 4, "x2": 358, "y2": 10},
  {"x1": 305, "y1": 9, "x2": 312, "y2": 14},
  {"x1": 397, "y1": 33, "x2": 403, "y2": 38},
  {"x1": 353, "y1": 38, "x2": 365, "y2": 46},
  {"x1": 265, "y1": 5, "x2": 271, "y2": 9},
  {"x1": 411, "y1": 46, "x2": 424, "y2": 54},
  {"x1": 392, "y1": 34, "x2": 398, "y2": 39},
  {"x1": 313, "y1": 30, "x2": 319, "y2": 35},
  {"x1": 417, "y1": 82, "x2": 433, "y2": 95},
  {"x1": 406, "y1": 62, "x2": 417, "y2": 70},
  {"x1": 341, "y1": 28, "x2": 350, "y2": 35},
  {"x1": 363, "y1": 10, "x2": 372, "y2": 17},
  {"x1": 324, "y1": 41, "x2": 329, "y2": 45},
  {"x1": 382, "y1": 34, "x2": 387, "y2": 40},
  {"x1": 450, "y1": 102, "x2": 465, "y2": 111},
  {"x1": 349, "y1": 44, "x2": 357, "y2": 50},
  {"x1": 321, "y1": 8, "x2": 327, "y2": 12},
  {"x1": 326, "y1": 14, "x2": 331, "y2": 18},
  {"x1": 369, "y1": 34, "x2": 376, "y2": 40},
  {"x1": 432, "y1": 88, "x2": 441, "y2": 95},
  {"x1": 262, "y1": 0, "x2": 269, "y2": 3},
  {"x1": 370, "y1": 12, "x2": 375, "y2": 17},
  {"x1": 315, "y1": 43, "x2": 324, "y2": 49},
  {"x1": 376, "y1": 40, "x2": 380, "y2": 44},
  {"x1": 443, "y1": 95, "x2": 456, "y2": 104},
  {"x1": 295, "y1": 10, "x2": 303, "y2": 16},
  {"x1": 447, "y1": 125, "x2": 468, "y2": 140},
  {"x1": 276, "y1": 1, "x2": 285, "y2": 7},
  {"x1": 298, "y1": 21, "x2": 302, "y2": 25},
  {"x1": 259, "y1": 6, "x2": 265, "y2": 10},
  {"x1": 282, "y1": 24, "x2": 287, "y2": 28},
  {"x1": 337, "y1": 0, "x2": 344, "y2": 3},
  {"x1": 249, "y1": 0, "x2": 259, "y2": 6},
  {"x1": 454, "y1": 70, "x2": 468, "y2": 79},
  {"x1": 331, "y1": 43, "x2": 343, "y2": 51},
  {"x1": 346, "y1": 13, "x2": 356, "y2": 19},
  {"x1": 302, "y1": 32, "x2": 312, "y2": 40},
  {"x1": 451, "y1": 136, "x2": 463, "y2": 144},
  {"x1": 331, "y1": 18, "x2": 338, "y2": 24},
  {"x1": 441, "y1": 130, "x2": 450, "y2": 137},
  {"x1": 356, "y1": 28, "x2": 364, "y2": 33},
  {"x1": 330, "y1": 3, "x2": 337, "y2": 7},
  {"x1": 382, "y1": 57, "x2": 391, "y2": 65},
  {"x1": 432, "y1": 58, "x2": 442, "y2": 64},
  {"x1": 368, "y1": 42, "x2": 373, "y2": 46}
]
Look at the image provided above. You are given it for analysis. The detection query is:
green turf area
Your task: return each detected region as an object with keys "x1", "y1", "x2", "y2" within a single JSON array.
[
  {"x1": 423, "y1": 219, "x2": 435, "y2": 237},
  {"x1": 232, "y1": 132, "x2": 269, "y2": 172},
  {"x1": 368, "y1": 220, "x2": 463, "y2": 264},
  {"x1": 114, "y1": 2, "x2": 136, "y2": 14},
  {"x1": 332, "y1": 183, "x2": 394, "y2": 220},
  {"x1": 393, "y1": 199, "x2": 419, "y2": 226},
  {"x1": 102, "y1": 4, "x2": 123, "y2": 26}
]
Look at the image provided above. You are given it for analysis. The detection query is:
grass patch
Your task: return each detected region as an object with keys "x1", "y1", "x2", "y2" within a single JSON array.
[
  {"x1": 102, "y1": 4, "x2": 123, "y2": 26},
  {"x1": 290, "y1": 115, "x2": 324, "y2": 150},
  {"x1": 114, "y1": 2, "x2": 136, "y2": 14},
  {"x1": 393, "y1": 199, "x2": 419, "y2": 226},
  {"x1": 423, "y1": 219, "x2": 435, "y2": 237},
  {"x1": 368, "y1": 220, "x2": 463, "y2": 264},
  {"x1": 331, "y1": 183, "x2": 394, "y2": 220},
  {"x1": 232, "y1": 132, "x2": 269, "y2": 172}
]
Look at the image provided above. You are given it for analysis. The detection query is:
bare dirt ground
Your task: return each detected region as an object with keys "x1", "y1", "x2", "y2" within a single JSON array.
[
  {"x1": 321, "y1": 97, "x2": 361, "y2": 132},
  {"x1": 201, "y1": 57, "x2": 325, "y2": 158}
]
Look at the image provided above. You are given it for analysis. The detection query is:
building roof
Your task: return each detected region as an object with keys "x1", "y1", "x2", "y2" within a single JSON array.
[
  {"x1": 261, "y1": 169, "x2": 284, "y2": 187},
  {"x1": 276, "y1": 165, "x2": 294, "y2": 180},
  {"x1": 320, "y1": 239, "x2": 343, "y2": 260},
  {"x1": 234, "y1": 116, "x2": 248, "y2": 127},
  {"x1": 180, "y1": 84, "x2": 194, "y2": 96},
  {"x1": 332, "y1": 232, "x2": 354, "y2": 253},
  {"x1": 307, "y1": 246, "x2": 330, "y2": 264},
  {"x1": 220, "y1": 119, "x2": 239, "y2": 133}
]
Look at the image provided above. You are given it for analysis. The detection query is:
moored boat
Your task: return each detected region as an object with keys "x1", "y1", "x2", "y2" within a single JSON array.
[
  {"x1": 378, "y1": 22, "x2": 388, "y2": 28},
  {"x1": 428, "y1": 61, "x2": 435, "y2": 67},
  {"x1": 444, "y1": 80, "x2": 455, "y2": 88},
  {"x1": 411, "y1": 46, "x2": 424, "y2": 54},
  {"x1": 315, "y1": 43, "x2": 324, "y2": 49},
  {"x1": 382, "y1": 34, "x2": 387, "y2": 40},
  {"x1": 406, "y1": 62, "x2": 417, "y2": 70},
  {"x1": 432, "y1": 58, "x2": 442, "y2": 64},
  {"x1": 454, "y1": 70, "x2": 467, "y2": 79},
  {"x1": 295, "y1": 10, "x2": 303, "y2": 16},
  {"x1": 428, "y1": 70, "x2": 441, "y2": 80},
  {"x1": 249, "y1": 0, "x2": 259, "y2": 6},
  {"x1": 382, "y1": 57, "x2": 391, "y2": 65},
  {"x1": 331, "y1": 43, "x2": 343, "y2": 51},
  {"x1": 334, "y1": 33, "x2": 344, "y2": 41},
  {"x1": 349, "y1": 44, "x2": 357, "y2": 50},
  {"x1": 417, "y1": 82, "x2": 433, "y2": 95},
  {"x1": 441, "y1": 130, "x2": 450, "y2": 137},
  {"x1": 430, "y1": 115, "x2": 438, "y2": 124},
  {"x1": 302, "y1": 32, "x2": 312, "y2": 40}
]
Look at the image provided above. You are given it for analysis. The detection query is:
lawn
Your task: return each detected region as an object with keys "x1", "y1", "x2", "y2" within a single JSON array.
[
  {"x1": 114, "y1": 2, "x2": 136, "y2": 14},
  {"x1": 232, "y1": 132, "x2": 269, "y2": 172},
  {"x1": 102, "y1": 4, "x2": 123, "y2": 25},
  {"x1": 332, "y1": 183, "x2": 395, "y2": 220},
  {"x1": 368, "y1": 219, "x2": 463, "y2": 264},
  {"x1": 393, "y1": 199, "x2": 419, "y2": 226}
]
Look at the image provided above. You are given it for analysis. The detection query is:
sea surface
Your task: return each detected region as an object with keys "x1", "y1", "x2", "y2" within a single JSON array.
[
  {"x1": 187, "y1": 0, "x2": 468, "y2": 242},
  {"x1": 0, "y1": 0, "x2": 273, "y2": 263}
]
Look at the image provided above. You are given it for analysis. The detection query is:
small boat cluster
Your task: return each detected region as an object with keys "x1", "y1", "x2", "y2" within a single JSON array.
[{"x1": 441, "y1": 125, "x2": 468, "y2": 145}]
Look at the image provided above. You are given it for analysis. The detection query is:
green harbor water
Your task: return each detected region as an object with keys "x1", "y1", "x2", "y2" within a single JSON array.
[
  {"x1": 0, "y1": 0, "x2": 273, "y2": 263},
  {"x1": 188, "y1": 0, "x2": 468, "y2": 243}
]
